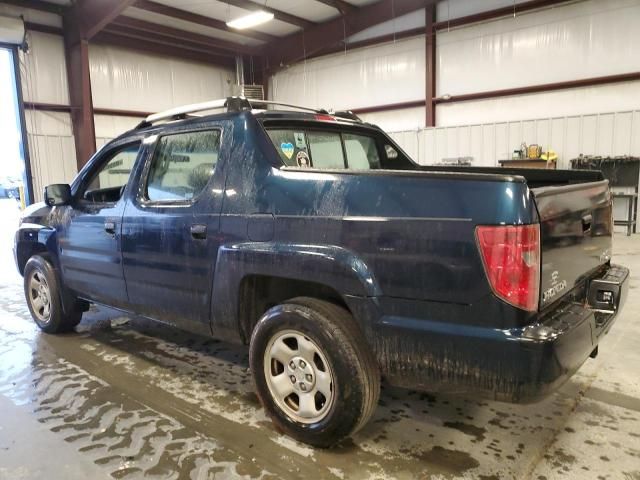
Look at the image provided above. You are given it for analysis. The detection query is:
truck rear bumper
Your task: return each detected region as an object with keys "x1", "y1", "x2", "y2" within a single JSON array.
[{"x1": 347, "y1": 264, "x2": 629, "y2": 403}]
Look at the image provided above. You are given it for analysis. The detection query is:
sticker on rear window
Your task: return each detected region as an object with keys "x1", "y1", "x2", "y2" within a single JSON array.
[
  {"x1": 296, "y1": 151, "x2": 310, "y2": 168},
  {"x1": 280, "y1": 142, "x2": 294, "y2": 159},
  {"x1": 294, "y1": 132, "x2": 306, "y2": 149}
]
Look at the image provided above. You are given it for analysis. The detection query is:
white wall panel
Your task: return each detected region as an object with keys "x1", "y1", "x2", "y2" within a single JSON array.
[
  {"x1": 270, "y1": 36, "x2": 425, "y2": 111},
  {"x1": 389, "y1": 108, "x2": 640, "y2": 170},
  {"x1": 24, "y1": 111, "x2": 75, "y2": 202},
  {"x1": 436, "y1": 0, "x2": 640, "y2": 96},
  {"x1": 18, "y1": 31, "x2": 68, "y2": 104},
  {"x1": 17, "y1": 31, "x2": 74, "y2": 201},
  {"x1": 89, "y1": 44, "x2": 234, "y2": 112},
  {"x1": 436, "y1": 81, "x2": 640, "y2": 126},
  {"x1": 94, "y1": 115, "x2": 142, "y2": 144},
  {"x1": 359, "y1": 107, "x2": 425, "y2": 131}
]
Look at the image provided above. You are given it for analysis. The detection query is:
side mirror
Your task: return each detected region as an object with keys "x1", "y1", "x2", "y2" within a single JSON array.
[{"x1": 44, "y1": 184, "x2": 72, "y2": 207}]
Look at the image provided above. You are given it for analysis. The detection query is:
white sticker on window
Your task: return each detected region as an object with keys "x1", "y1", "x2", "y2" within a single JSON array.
[
  {"x1": 296, "y1": 151, "x2": 310, "y2": 168},
  {"x1": 294, "y1": 132, "x2": 306, "y2": 149}
]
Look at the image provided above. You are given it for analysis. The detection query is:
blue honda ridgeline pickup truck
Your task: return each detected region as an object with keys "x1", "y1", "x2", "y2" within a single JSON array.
[{"x1": 15, "y1": 97, "x2": 629, "y2": 447}]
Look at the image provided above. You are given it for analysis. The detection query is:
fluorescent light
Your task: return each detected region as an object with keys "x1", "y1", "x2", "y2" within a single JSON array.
[{"x1": 226, "y1": 10, "x2": 274, "y2": 29}]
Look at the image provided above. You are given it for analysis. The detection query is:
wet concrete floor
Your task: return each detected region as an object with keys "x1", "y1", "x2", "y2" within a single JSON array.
[{"x1": 0, "y1": 198, "x2": 638, "y2": 479}]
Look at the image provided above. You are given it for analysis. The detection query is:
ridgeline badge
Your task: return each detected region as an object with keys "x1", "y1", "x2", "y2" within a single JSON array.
[{"x1": 542, "y1": 270, "x2": 567, "y2": 304}]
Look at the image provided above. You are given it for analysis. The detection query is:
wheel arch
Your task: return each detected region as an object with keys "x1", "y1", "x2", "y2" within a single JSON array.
[
  {"x1": 17, "y1": 226, "x2": 86, "y2": 316},
  {"x1": 209, "y1": 242, "x2": 381, "y2": 344},
  {"x1": 15, "y1": 225, "x2": 58, "y2": 275}
]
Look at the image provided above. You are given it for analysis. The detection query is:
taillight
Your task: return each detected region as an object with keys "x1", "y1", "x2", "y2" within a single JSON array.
[
  {"x1": 475, "y1": 224, "x2": 540, "y2": 312},
  {"x1": 314, "y1": 114, "x2": 336, "y2": 122}
]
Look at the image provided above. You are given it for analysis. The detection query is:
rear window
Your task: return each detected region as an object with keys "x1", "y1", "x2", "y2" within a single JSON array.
[{"x1": 266, "y1": 128, "x2": 381, "y2": 170}]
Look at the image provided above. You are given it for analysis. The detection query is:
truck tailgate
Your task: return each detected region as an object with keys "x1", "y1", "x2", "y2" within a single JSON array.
[{"x1": 532, "y1": 180, "x2": 612, "y2": 310}]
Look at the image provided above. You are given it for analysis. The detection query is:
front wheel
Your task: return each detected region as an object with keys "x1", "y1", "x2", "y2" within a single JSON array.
[
  {"x1": 24, "y1": 255, "x2": 82, "y2": 333},
  {"x1": 249, "y1": 297, "x2": 380, "y2": 447}
]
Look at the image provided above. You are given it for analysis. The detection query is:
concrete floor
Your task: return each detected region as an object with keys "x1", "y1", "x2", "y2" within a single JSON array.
[{"x1": 0, "y1": 197, "x2": 638, "y2": 480}]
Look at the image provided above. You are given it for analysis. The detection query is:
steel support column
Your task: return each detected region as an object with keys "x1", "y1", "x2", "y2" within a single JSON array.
[
  {"x1": 64, "y1": 12, "x2": 96, "y2": 170},
  {"x1": 425, "y1": 5, "x2": 436, "y2": 127}
]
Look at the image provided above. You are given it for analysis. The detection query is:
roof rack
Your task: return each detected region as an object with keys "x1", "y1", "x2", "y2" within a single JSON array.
[{"x1": 136, "y1": 96, "x2": 360, "y2": 129}]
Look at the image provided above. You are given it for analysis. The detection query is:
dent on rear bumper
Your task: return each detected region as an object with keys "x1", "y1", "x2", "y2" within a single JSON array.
[{"x1": 345, "y1": 264, "x2": 630, "y2": 403}]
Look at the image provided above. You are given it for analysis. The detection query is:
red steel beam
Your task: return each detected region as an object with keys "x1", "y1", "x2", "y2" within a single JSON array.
[
  {"x1": 24, "y1": 21, "x2": 63, "y2": 36},
  {"x1": 265, "y1": 0, "x2": 432, "y2": 69},
  {"x1": 94, "y1": 31, "x2": 236, "y2": 68},
  {"x1": 224, "y1": 0, "x2": 315, "y2": 29},
  {"x1": 433, "y1": 72, "x2": 640, "y2": 104},
  {"x1": 24, "y1": 21, "x2": 238, "y2": 67},
  {"x1": 425, "y1": 5, "x2": 435, "y2": 126},
  {"x1": 23, "y1": 102, "x2": 72, "y2": 113},
  {"x1": 76, "y1": 0, "x2": 138, "y2": 40},
  {"x1": 63, "y1": 17, "x2": 97, "y2": 169},
  {"x1": 24, "y1": 102, "x2": 153, "y2": 119},
  {"x1": 350, "y1": 100, "x2": 425, "y2": 115},
  {"x1": 134, "y1": 0, "x2": 275, "y2": 43},
  {"x1": 112, "y1": 16, "x2": 258, "y2": 55},
  {"x1": 352, "y1": 72, "x2": 640, "y2": 115},
  {"x1": 104, "y1": 24, "x2": 239, "y2": 58}
]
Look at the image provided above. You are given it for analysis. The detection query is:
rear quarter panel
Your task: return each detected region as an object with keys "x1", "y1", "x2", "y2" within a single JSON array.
[{"x1": 217, "y1": 115, "x2": 540, "y2": 330}]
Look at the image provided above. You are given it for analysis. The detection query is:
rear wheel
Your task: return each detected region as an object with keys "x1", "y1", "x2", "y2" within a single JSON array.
[
  {"x1": 24, "y1": 255, "x2": 82, "y2": 333},
  {"x1": 249, "y1": 297, "x2": 380, "y2": 447}
]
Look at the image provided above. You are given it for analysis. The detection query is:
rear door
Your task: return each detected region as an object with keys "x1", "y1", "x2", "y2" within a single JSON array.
[
  {"x1": 533, "y1": 180, "x2": 613, "y2": 309},
  {"x1": 121, "y1": 125, "x2": 227, "y2": 332}
]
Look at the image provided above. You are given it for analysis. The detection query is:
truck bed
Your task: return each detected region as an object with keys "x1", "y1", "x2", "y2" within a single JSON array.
[{"x1": 419, "y1": 165, "x2": 604, "y2": 189}]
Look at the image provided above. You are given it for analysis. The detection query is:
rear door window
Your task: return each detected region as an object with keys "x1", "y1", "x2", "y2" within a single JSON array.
[
  {"x1": 266, "y1": 128, "x2": 381, "y2": 170},
  {"x1": 145, "y1": 130, "x2": 220, "y2": 202}
]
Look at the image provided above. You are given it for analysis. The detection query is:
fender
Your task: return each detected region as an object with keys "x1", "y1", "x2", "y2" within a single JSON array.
[
  {"x1": 14, "y1": 223, "x2": 78, "y2": 316},
  {"x1": 209, "y1": 242, "x2": 381, "y2": 341},
  {"x1": 14, "y1": 223, "x2": 58, "y2": 274}
]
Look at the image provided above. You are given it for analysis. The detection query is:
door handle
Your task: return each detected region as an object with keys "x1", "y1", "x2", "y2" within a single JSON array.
[
  {"x1": 190, "y1": 224, "x2": 207, "y2": 240},
  {"x1": 104, "y1": 221, "x2": 116, "y2": 235},
  {"x1": 582, "y1": 214, "x2": 593, "y2": 233}
]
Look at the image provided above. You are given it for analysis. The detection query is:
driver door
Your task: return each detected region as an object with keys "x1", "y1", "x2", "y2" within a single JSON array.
[{"x1": 58, "y1": 141, "x2": 141, "y2": 308}]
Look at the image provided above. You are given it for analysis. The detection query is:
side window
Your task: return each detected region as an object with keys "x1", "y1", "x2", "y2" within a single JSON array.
[
  {"x1": 82, "y1": 143, "x2": 140, "y2": 203},
  {"x1": 266, "y1": 128, "x2": 383, "y2": 170},
  {"x1": 343, "y1": 134, "x2": 381, "y2": 170},
  {"x1": 146, "y1": 130, "x2": 220, "y2": 202},
  {"x1": 266, "y1": 129, "x2": 309, "y2": 167},
  {"x1": 307, "y1": 132, "x2": 345, "y2": 169}
]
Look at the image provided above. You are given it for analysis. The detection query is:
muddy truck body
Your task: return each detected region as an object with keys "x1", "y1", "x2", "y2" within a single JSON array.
[{"x1": 14, "y1": 98, "x2": 629, "y2": 446}]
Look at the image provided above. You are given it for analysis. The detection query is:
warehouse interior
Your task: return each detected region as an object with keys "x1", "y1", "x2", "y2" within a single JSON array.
[{"x1": 0, "y1": 0, "x2": 639, "y2": 478}]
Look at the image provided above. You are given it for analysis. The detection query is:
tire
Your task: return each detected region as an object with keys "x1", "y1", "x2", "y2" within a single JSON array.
[
  {"x1": 24, "y1": 255, "x2": 83, "y2": 333},
  {"x1": 249, "y1": 297, "x2": 380, "y2": 448}
]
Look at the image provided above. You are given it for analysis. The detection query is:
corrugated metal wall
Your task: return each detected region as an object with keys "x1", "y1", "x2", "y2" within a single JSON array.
[
  {"x1": 389, "y1": 110, "x2": 640, "y2": 168},
  {"x1": 272, "y1": 0, "x2": 640, "y2": 133},
  {"x1": 19, "y1": 31, "x2": 75, "y2": 202}
]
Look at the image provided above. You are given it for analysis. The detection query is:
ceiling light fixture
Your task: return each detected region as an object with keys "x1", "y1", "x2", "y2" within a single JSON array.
[{"x1": 226, "y1": 10, "x2": 274, "y2": 29}]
